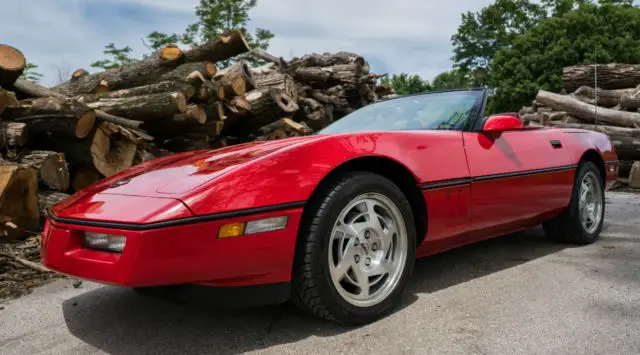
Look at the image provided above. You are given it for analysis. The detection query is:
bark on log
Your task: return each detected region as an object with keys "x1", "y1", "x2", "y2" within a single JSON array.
[
  {"x1": 628, "y1": 161, "x2": 640, "y2": 188},
  {"x1": 0, "y1": 164, "x2": 39, "y2": 239},
  {"x1": 1, "y1": 122, "x2": 28, "y2": 147},
  {"x1": 547, "y1": 121, "x2": 640, "y2": 138},
  {"x1": 53, "y1": 45, "x2": 184, "y2": 95},
  {"x1": 216, "y1": 68, "x2": 247, "y2": 97},
  {"x1": 246, "y1": 88, "x2": 298, "y2": 123},
  {"x1": 294, "y1": 63, "x2": 362, "y2": 88},
  {"x1": 0, "y1": 44, "x2": 26, "y2": 88},
  {"x1": 183, "y1": 30, "x2": 250, "y2": 64},
  {"x1": 214, "y1": 60, "x2": 256, "y2": 91},
  {"x1": 11, "y1": 78, "x2": 144, "y2": 130},
  {"x1": 2, "y1": 97, "x2": 96, "y2": 138},
  {"x1": 18, "y1": 150, "x2": 70, "y2": 192},
  {"x1": 159, "y1": 61, "x2": 217, "y2": 81},
  {"x1": 86, "y1": 92, "x2": 187, "y2": 122},
  {"x1": 74, "y1": 81, "x2": 197, "y2": 103},
  {"x1": 608, "y1": 135, "x2": 640, "y2": 161},
  {"x1": 72, "y1": 166, "x2": 102, "y2": 192},
  {"x1": 288, "y1": 52, "x2": 366, "y2": 71},
  {"x1": 254, "y1": 72, "x2": 298, "y2": 102},
  {"x1": 572, "y1": 85, "x2": 636, "y2": 107},
  {"x1": 30, "y1": 122, "x2": 138, "y2": 178},
  {"x1": 536, "y1": 90, "x2": 640, "y2": 128},
  {"x1": 38, "y1": 190, "x2": 70, "y2": 216},
  {"x1": 224, "y1": 96, "x2": 251, "y2": 117},
  {"x1": 563, "y1": 64, "x2": 640, "y2": 92},
  {"x1": 0, "y1": 88, "x2": 19, "y2": 114}
]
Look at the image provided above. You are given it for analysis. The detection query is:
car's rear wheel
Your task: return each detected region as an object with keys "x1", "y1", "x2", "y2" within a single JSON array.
[
  {"x1": 291, "y1": 172, "x2": 416, "y2": 325},
  {"x1": 542, "y1": 161, "x2": 605, "y2": 244}
]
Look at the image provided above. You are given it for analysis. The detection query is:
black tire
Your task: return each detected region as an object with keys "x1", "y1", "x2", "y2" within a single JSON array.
[
  {"x1": 291, "y1": 172, "x2": 417, "y2": 325},
  {"x1": 542, "y1": 161, "x2": 605, "y2": 244}
]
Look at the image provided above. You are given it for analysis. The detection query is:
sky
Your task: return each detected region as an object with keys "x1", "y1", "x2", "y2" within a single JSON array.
[{"x1": 2, "y1": 0, "x2": 496, "y2": 87}]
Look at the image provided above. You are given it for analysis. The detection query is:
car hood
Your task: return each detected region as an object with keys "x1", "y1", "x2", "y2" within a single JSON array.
[
  {"x1": 95, "y1": 135, "x2": 325, "y2": 198},
  {"x1": 50, "y1": 135, "x2": 326, "y2": 222}
]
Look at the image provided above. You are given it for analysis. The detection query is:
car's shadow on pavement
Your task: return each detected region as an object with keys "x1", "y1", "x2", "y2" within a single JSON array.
[{"x1": 61, "y1": 225, "x2": 584, "y2": 354}]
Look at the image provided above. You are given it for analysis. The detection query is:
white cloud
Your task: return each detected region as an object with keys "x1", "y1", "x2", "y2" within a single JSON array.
[{"x1": 1, "y1": 0, "x2": 495, "y2": 87}]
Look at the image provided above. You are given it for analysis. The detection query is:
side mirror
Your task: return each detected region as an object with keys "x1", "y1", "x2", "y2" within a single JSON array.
[{"x1": 482, "y1": 113, "x2": 523, "y2": 132}]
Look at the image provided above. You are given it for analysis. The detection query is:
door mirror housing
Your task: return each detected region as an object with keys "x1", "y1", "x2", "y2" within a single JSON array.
[{"x1": 482, "y1": 113, "x2": 523, "y2": 132}]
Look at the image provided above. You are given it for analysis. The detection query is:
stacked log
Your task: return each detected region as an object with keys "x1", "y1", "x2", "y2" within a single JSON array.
[
  {"x1": 521, "y1": 63, "x2": 640, "y2": 189},
  {"x1": 0, "y1": 34, "x2": 393, "y2": 241}
]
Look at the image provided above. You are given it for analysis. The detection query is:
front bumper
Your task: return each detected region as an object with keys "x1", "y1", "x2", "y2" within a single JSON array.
[{"x1": 41, "y1": 205, "x2": 304, "y2": 288}]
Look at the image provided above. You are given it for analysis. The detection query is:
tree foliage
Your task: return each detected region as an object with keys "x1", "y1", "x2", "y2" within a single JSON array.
[
  {"x1": 90, "y1": 43, "x2": 137, "y2": 70},
  {"x1": 143, "y1": 0, "x2": 274, "y2": 67},
  {"x1": 451, "y1": 0, "x2": 546, "y2": 87},
  {"x1": 20, "y1": 63, "x2": 44, "y2": 82},
  {"x1": 93, "y1": 0, "x2": 273, "y2": 70},
  {"x1": 490, "y1": 0, "x2": 640, "y2": 112},
  {"x1": 380, "y1": 73, "x2": 431, "y2": 95}
]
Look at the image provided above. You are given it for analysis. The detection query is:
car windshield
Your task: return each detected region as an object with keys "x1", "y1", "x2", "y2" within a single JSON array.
[{"x1": 318, "y1": 89, "x2": 483, "y2": 134}]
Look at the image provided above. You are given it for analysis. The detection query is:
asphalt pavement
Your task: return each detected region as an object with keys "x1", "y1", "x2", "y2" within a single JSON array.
[{"x1": 1, "y1": 191, "x2": 639, "y2": 355}]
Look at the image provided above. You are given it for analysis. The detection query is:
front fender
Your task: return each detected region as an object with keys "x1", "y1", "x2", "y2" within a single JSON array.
[{"x1": 181, "y1": 131, "x2": 469, "y2": 215}]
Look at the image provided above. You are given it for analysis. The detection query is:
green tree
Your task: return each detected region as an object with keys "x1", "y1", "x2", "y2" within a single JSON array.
[
  {"x1": 380, "y1": 73, "x2": 432, "y2": 95},
  {"x1": 430, "y1": 69, "x2": 474, "y2": 91},
  {"x1": 490, "y1": 1, "x2": 640, "y2": 112},
  {"x1": 451, "y1": 0, "x2": 546, "y2": 88},
  {"x1": 145, "y1": 0, "x2": 274, "y2": 66},
  {"x1": 20, "y1": 63, "x2": 44, "y2": 82},
  {"x1": 90, "y1": 43, "x2": 137, "y2": 70}
]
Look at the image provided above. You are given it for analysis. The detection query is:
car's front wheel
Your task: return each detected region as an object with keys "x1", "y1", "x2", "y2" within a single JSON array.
[{"x1": 291, "y1": 172, "x2": 416, "y2": 325}]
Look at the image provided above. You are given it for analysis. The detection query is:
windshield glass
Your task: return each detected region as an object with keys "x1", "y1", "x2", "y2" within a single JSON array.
[{"x1": 318, "y1": 89, "x2": 483, "y2": 134}]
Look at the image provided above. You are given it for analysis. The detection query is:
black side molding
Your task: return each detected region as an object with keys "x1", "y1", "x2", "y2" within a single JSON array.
[
  {"x1": 46, "y1": 200, "x2": 307, "y2": 231},
  {"x1": 419, "y1": 164, "x2": 578, "y2": 190}
]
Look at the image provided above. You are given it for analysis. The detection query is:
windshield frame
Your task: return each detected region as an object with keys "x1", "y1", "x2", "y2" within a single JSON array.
[{"x1": 317, "y1": 87, "x2": 489, "y2": 135}]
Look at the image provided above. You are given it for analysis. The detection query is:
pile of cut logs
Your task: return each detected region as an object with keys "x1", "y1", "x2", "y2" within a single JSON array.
[
  {"x1": 519, "y1": 63, "x2": 640, "y2": 189},
  {"x1": 0, "y1": 30, "x2": 394, "y2": 241}
]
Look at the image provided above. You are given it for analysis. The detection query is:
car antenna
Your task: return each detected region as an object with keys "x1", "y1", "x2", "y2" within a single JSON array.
[{"x1": 594, "y1": 47, "x2": 599, "y2": 130}]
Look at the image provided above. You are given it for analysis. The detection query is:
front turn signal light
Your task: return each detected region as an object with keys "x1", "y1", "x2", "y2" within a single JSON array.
[
  {"x1": 218, "y1": 216, "x2": 288, "y2": 239},
  {"x1": 218, "y1": 222, "x2": 246, "y2": 239}
]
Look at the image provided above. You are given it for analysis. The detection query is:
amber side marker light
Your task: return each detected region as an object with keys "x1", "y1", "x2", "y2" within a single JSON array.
[{"x1": 218, "y1": 216, "x2": 288, "y2": 239}]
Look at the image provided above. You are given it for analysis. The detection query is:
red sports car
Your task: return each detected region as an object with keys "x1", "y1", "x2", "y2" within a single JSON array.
[{"x1": 41, "y1": 88, "x2": 618, "y2": 325}]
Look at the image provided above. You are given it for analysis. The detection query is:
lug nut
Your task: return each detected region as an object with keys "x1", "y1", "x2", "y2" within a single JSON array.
[
  {"x1": 354, "y1": 238, "x2": 359, "y2": 246},
  {"x1": 365, "y1": 258, "x2": 371, "y2": 266},
  {"x1": 355, "y1": 255, "x2": 360, "y2": 263},
  {"x1": 372, "y1": 243, "x2": 378, "y2": 251},
  {"x1": 365, "y1": 231, "x2": 370, "y2": 239}
]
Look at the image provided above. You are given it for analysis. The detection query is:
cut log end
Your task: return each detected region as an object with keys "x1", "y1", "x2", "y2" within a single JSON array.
[
  {"x1": 0, "y1": 44, "x2": 26, "y2": 71},
  {"x1": 90, "y1": 123, "x2": 138, "y2": 177},
  {"x1": 95, "y1": 80, "x2": 109, "y2": 93},
  {"x1": 0, "y1": 44, "x2": 27, "y2": 88},
  {"x1": 174, "y1": 92, "x2": 187, "y2": 113},
  {"x1": 161, "y1": 45, "x2": 183, "y2": 61},
  {"x1": 77, "y1": 110, "x2": 97, "y2": 138},
  {"x1": 205, "y1": 62, "x2": 217, "y2": 77},
  {"x1": 274, "y1": 92, "x2": 299, "y2": 113},
  {"x1": 72, "y1": 68, "x2": 88, "y2": 79}
]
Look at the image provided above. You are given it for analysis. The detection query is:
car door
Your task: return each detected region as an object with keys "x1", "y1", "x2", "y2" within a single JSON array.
[{"x1": 461, "y1": 124, "x2": 575, "y2": 237}]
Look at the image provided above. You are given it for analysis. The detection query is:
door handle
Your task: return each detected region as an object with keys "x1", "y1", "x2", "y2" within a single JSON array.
[{"x1": 550, "y1": 140, "x2": 562, "y2": 149}]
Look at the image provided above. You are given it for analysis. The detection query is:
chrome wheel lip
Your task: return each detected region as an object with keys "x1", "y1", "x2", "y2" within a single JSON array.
[
  {"x1": 579, "y1": 170, "x2": 603, "y2": 234},
  {"x1": 327, "y1": 192, "x2": 408, "y2": 308}
]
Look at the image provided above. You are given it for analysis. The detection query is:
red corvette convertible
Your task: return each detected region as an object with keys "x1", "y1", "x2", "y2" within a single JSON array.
[{"x1": 41, "y1": 88, "x2": 618, "y2": 325}]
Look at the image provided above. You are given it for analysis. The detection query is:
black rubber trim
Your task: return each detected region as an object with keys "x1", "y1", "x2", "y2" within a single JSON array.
[
  {"x1": 46, "y1": 201, "x2": 306, "y2": 231},
  {"x1": 418, "y1": 178, "x2": 473, "y2": 190},
  {"x1": 419, "y1": 164, "x2": 578, "y2": 190},
  {"x1": 604, "y1": 160, "x2": 619, "y2": 164}
]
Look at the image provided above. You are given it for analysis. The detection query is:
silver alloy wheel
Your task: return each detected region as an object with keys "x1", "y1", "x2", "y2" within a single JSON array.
[
  {"x1": 327, "y1": 192, "x2": 408, "y2": 308},
  {"x1": 579, "y1": 170, "x2": 603, "y2": 234}
]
